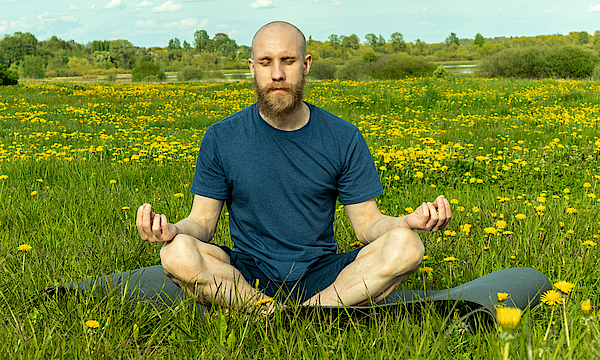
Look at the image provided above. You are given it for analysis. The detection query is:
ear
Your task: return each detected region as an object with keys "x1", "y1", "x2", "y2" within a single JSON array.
[
  {"x1": 248, "y1": 58, "x2": 256, "y2": 78},
  {"x1": 303, "y1": 54, "x2": 312, "y2": 75}
]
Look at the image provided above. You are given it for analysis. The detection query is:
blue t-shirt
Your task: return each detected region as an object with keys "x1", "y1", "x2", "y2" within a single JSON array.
[{"x1": 191, "y1": 102, "x2": 383, "y2": 282}]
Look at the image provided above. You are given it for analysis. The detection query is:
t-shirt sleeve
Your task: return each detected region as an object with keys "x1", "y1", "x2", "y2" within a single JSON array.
[
  {"x1": 190, "y1": 126, "x2": 230, "y2": 199},
  {"x1": 337, "y1": 130, "x2": 383, "y2": 205}
]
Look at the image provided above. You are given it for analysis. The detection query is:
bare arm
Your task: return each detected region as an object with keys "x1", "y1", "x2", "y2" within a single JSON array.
[
  {"x1": 137, "y1": 195, "x2": 224, "y2": 243},
  {"x1": 344, "y1": 195, "x2": 452, "y2": 244}
]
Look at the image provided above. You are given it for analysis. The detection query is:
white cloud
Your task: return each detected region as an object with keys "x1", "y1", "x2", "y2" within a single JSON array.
[
  {"x1": 136, "y1": 19, "x2": 156, "y2": 27},
  {"x1": 90, "y1": 4, "x2": 96, "y2": 9},
  {"x1": 10, "y1": 16, "x2": 30, "y2": 29},
  {"x1": 216, "y1": 23, "x2": 227, "y2": 29},
  {"x1": 250, "y1": 0, "x2": 273, "y2": 9},
  {"x1": 152, "y1": 1, "x2": 183, "y2": 12},
  {"x1": 61, "y1": 15, "x2": 77, "y2": 22},
  {"x1": 37, "y1": 11, "x2": 77, "y2": 23},
  {"x1": 70, "y1": 4, "x2": 79, "y2": 10},
  {"x1": 331, "y1": 0, "x2": 342, "y2": 5},
  {"x1": 586, "y1": 4, "x2": 600, "y2": 12},
  {"x1": 542, "y1": 8, "x2": 554, "y2": 14},
  {"x1": 0, "y1": 21, "x2": 7, "y2": 33},
  {"x1": 164, "y1": 21, "x2": 179, "y2": 28},
  {"x1": 180, "y1": 17, "x2": 197, "y2": 27},
  {"x1": 138, "y1": 1, "x2": 154, "y2": 6},
  {"x1": 103, "y1": 0, "x2": 123, "y2": 9},
  {"x1": 422, "y1": 8, "x2": 426, "y2": 11}
]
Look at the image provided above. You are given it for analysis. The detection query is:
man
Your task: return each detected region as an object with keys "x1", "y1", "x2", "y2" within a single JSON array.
[{"x1": 136, "y1": 21, "x2": 451, "y2": 310}]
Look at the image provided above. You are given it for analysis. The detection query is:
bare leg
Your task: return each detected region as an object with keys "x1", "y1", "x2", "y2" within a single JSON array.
[
  {"x1": 303, "y1": 227, "x2": 424, "y2": 306},
  {"x1": 160, "y1": 234, "x2": 273, "y2": 310}
]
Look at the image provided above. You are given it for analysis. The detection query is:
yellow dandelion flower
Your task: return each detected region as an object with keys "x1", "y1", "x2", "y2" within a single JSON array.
[
  {"x1": 583, "y1": 182, "x2": 591, "y2": 188},
  {"x1": 554, "y1": 281, "x2": 574, "y2": 294},
  {"x1": 17, "y1": 244, "x2": 33, "y2": 252},
  {"x1": 457, "y1": 206, "x2": 465, "y2": 212},
  {"x1": 419, "y1": 267, "x2": 433, "y2": 273},
  {"x1": 122, "y1": 206, "x2": 130, "y2": 210},
  {"x1": 537, "y1": 196, "x2": 546, "y2": 203},
  {"x1": 174, "y1": 193, "x2": 184, "y2": 198},
  {"x1": 30, "y1": 191, "x2": 38, "y2": 196},
  {"x1": 581, "y1": 240, "x2": 597, "y2": 246},
  {"x1": 581, "y1": 300, "x2": 593, "y2": 314},
  {"x1": 496, "y1": 307, "x2": 522, "y2": 330},
  {"x1": 443, "y1": 256, "x2": 457, "y2": 262},
  {"x1": 484, "y1": 227, "x2": 497, "y2": 234},
  {"x1": 0, "y1": 175, "x2": 8, "y2": 180},
  {"x1": 36, "y1": 179, "x2": 43, "y2": 183},
  {"x1": 472, "y1": 206, "x2": 480, "y2": 212},
  {"x1": 85, "y1": 320, "x2": 100, "y2": 328},
  {"x1": 588, "y1": 194, "x2": 596, "y2": 199},
  {"x1": 563, "y1": 188, "x2": 570, "y2": 193},
  {"x1": 405, "y1": 207, "x2": 414, "y2": 213},
  {"x1": 450, "y1": 199, "x2": 459, "y2": 204},
  {"x1": 109, "y1": 179, "x2": 117, "y2": 184},
  {"x1": 254, "y1": 298, "x2": 274, "y2": 306},
  {"x1": 559, "y1": 221, "x2": 565, "y2": 228},
  {"x1": 515, "y1": 214, "x2": 526, "y2": 220},
  {"x1": 510, "y1": 255, "x2": 516, "y2": 259},
  {"x1": 422, "y1": 255, "x2": 429, "y2": 260},
  {"x1": 540, "y1": 290, "x2": 561, "y2": 305},
  {"x1": 414, "y1": 172, "x2": 424, "y2": 178},
  {"x1": 350, "y1": 241, "x2": 363, "y2": 247},
  {"x1": 566, "y1": 208, "x2": 577, "y2": 214},
  {"x1": 496, "y1": 220, "x2": 507, "y2": 229},
  {"x1": 497, "y1": 292, "x2": 510, "y2": 302}
]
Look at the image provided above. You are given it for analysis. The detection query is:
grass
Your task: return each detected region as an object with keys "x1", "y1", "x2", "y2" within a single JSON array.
[{"x1": 1, "y1": 76, "x2": 600, "y2": 358}]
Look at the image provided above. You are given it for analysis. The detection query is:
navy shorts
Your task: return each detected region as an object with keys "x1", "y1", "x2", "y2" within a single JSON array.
[{"x1": 219, "y1": 246, "x2": 362, "y2": 303}]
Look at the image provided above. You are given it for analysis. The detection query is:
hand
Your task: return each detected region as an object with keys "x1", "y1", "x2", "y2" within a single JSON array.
[
  {"x1": 404, "y1": 195, "x2": 452, "y2": 232},
  {"x1": 136, "y1": 203, "x2": 179, "y2": 243}
]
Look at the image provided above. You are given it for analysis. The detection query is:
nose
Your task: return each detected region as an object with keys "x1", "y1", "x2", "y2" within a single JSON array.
[{"x1": 271, "y1": 61, "x2": 285, "y2": 81}]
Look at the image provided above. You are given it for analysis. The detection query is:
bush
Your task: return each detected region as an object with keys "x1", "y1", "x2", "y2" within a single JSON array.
[
  {"x1": 545, "y1": 46, "x2": 598, "y2": 79},
  {"x1": 308, "y1": 59, "x2": 337, "y2": 80},
  {"x1": 594, "y1": 64, "x2": 600, "y2": 81},
  {"x1": 177, "y1": 66, "x2": 204, "y2": 81},
  {"x1": 0, "y1": 64, "x2": 18, "y2": 85},
  {"x1": 104, "y1": 73, "x2": 117, "y2": 82},
  {"x1": 433, "y1": 65, "x2": 450, "y2": 78},
  {"x1": 131, "y1": 61, "x2": 165, "y2": 82},
  {"x1": 479, "y1": 46, "x2": 598, "y2": 79},
  {"x1": 337, "y1": 58, "x2": 371, "y2": 80},
  {"x1": 20, "y1": 55, "x2": 45, "y2": 79},
  {"x1": 205, "y1": 71, "x2": 226, "y2": 80}
]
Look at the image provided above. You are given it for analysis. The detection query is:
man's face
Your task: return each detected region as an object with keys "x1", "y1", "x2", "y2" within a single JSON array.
[{"x1": 249, "y1": 26, "x2": 311, "y2": 120}]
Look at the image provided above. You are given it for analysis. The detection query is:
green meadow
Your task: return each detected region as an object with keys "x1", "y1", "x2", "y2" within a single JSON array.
[{"x1": 1, "y1": 77, "x2": 599, "y2": 358}]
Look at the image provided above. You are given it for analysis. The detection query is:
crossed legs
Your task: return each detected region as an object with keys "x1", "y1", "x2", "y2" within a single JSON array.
[{"x1": 160, "y1": 227, "x2": 424, "y2": 308}]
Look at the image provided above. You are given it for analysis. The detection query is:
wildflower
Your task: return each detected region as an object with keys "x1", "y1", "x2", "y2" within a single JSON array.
[
  {"x1": 472, "y1": 206, "x2": 480, "y2": 212},
  {"x1": 414, "y1": 172, "x2": 423, "y2": 178},
  {"x1": 460, "y1": 224, "x2": 472, "y2": 234},
  {"x1": 581, "y1": 240, "x2": 597, "y2": 246},
  {"x1": 30, "y1": 191, "x2": 38, "y2": 196},
  {"x1": 122, "y1": 206, "x2": 130, "y2": 210},
  {"x1": 589, "y1": 194, "x2": 596, "y2": 199},
  {"x1": 537, "y1": 196, "x2": 546, "y2": 203},
  {"x1": 0, "y1": 175, "x2": 7, "y2": 180},
  {"x1": 422, "y1": 255, "x2": 429, "y2": 260},
  {"x1": 350, "y1": 241, "x2": 363, "y2": 247},
  {"x1": 559, "y1": 221, "x2": 565, "y2": 228},
  {"x1": 109, "y1": 179, "x2": 117, "y2": 184},
  {"x1": 484, "y1": 227, "x2": 497, "y2": 234},
  {"x1": 496, "y1": 220, "x2": 507, "y2": 229},
  {"x1": 581, "y1": 300, "x2": 593, "y2": 314},
  {"x1": 379, "y1": 166, "x2": 387, "y2": 171},
  {"x1": 496, "y1": 307, "x2": 522, "y2": 330},
  {"x1": 393, "y1": 175, "x2": 400, "y2": 181},
  {"x1": 443, "y1": 230, "x2": 456, "y2": 236},
  {"x1": 583, "y1": 182, "x2": 591, "y2": 188},
  {"x1": 405, "y1": 207, "x2": 414, "y2": 213},
  {"x1": 457, "y1": 206, "x2": 465, "y2": 211},
  {"x1": 18, "y1": 244, "x2": 33, "y2": 252},
  {"x1": 515, "y1": 214, "x2": 526, "y2": 220},
  {"x1": 174, "y1": 193, "x2": 184, "y2": 198},
  {"x1": 443, "y1": 256, "x2": 457, "y2": 262},
  {"x1": 85, "y1": 320, "x2": 100, "y2": 328},
  {"x1": 540, "y1": 290, "x2": 561, "y2": 305},
  {"x1": 36, "y1": 179, "x2": 43, "y2": 183},
  {"x1": 563, "y1": 188, "x2": 570, "y2": 193},
  {"x1": 450, "y1": 199, "x2": 459, "y2": 204},
  {"x1": 566, "y1": 208, "x2": 577, "y2": 214},
  {"x1": 554, "y1": 281, "x2": 574, "y2": 294},
  {"x1": 419, "y1": 267, "x2": 433, "y2": 273},
  {"x1": 254, "y1": 298, "x2": 274, "y2": 306},
  {"x1": 497, "y1": 293, "x2": 510, "y2": 302},
  {"x1": 534, "y1": 205, "x2": 546, "y2": 211}
]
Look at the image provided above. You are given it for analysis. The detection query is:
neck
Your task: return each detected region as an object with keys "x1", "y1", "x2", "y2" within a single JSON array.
[{"x1": 259, "y1": 102, "x2": 310, "y2": 131}]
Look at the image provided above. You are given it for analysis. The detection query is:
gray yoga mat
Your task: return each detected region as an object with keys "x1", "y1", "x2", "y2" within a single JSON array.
[{"x1": 55, "y1": 265, "x2": 552, "y2": 321}]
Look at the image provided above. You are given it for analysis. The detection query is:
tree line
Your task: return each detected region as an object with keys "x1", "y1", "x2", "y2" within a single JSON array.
[{"x1": 1, "y1": 29, "x2": 600, "y2": 83}]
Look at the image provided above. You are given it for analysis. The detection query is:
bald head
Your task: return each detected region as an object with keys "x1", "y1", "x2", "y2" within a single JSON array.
[{"x1": 251, "y1": 21, "x2": 306, "y2": 59}]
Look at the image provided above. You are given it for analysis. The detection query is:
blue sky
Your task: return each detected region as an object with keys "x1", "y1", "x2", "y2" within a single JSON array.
[{"x1": 2, "y1": 0, "x2": 600, "y2": 48}]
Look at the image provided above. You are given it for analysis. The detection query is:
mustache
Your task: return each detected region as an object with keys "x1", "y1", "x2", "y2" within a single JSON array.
[{"x1": 265, "y1": 83, "x2": 293, "y2": 92}]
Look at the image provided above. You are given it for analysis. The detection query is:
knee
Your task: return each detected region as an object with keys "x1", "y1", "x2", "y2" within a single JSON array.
[
  {"x1": 160, "y1": 234, "x2": 202, "y2": 276},
  {"x1": 379, "y1": 227, "x2": 424, "y2": 277}
]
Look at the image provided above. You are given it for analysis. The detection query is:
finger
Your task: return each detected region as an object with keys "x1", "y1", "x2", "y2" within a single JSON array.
[
  {"x1": 441, "y1": 198, "x2": 452, "y2": 230},
  {"x1": 426, "y1": 202, "x2": 439, "y2": 230},
  {"x1": 151, "y1": 211, "x2": 162, "y2": 240},
  {"x1": 435, "y1": 200, "x2": 446, "y2": 232},
  {"x1": 161, "y1": 214, "x2": 170, "y2": 238},
  {"x1": 142, "y1": 204, "x2": 154, "y2": 239},
  {"x1": 136, "y1": 204, "x2": 146, "y2": 240}
]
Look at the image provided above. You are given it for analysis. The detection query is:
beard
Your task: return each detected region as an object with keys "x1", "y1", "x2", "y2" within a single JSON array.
[{"x1": 254, "y1": 74, "x2": 305, "y2": 121}]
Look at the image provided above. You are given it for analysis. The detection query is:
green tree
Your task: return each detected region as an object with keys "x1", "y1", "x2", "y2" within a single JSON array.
[
  {"x1": 308, "y1": 59, "x2": 337, "y2": 79},
  {"x1": 0, "y1": 32, "x2": 39, "y2": 65},
  {"x1": 328, "y1": 34, "x2": 340, "y2": 49},
  {"x1": 109, "y1": 40, "x2": 137, "y2": 69},
  {"x1": 183, "y1": 40, "x2": 191, "y2": 51},
  {"x1": 194, "y1": 30, "x2": 210, "y2": 52},
  {"x1": 578, "y1": 31, "x2": 590, "y2": 45},
  {"x1": 365, "y1": 33, "x2": 377, "y2": 47},
  {"x1": 340, "y1": 34, "x2": 360, "y2": 49},
  {"x1": 445, "y1": 32, "x2": 459, "y2": 46},
  {"x1": 131, "y1": 60, "x2": 165, "y2": 81},
  {"x1": 389, "y1": 32, "x2": 407, "y2": 52},
  {"x1": 474, "y1": 33, "x2": 485, "y2": 47},
  {"x1": 377, "y1": 34, "x2": 385, "y2": 47},
  {"x1": 20, "y1": 55, "x2": 45, "y2": 78},
  {"x1": 168, "y1": 38, "x2": 181, "y2": 50}
]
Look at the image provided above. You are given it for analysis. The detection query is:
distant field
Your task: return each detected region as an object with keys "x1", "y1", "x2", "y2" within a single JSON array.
[{"x1": 1, "y1": 78, "x2": 599, "y2": 358}]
